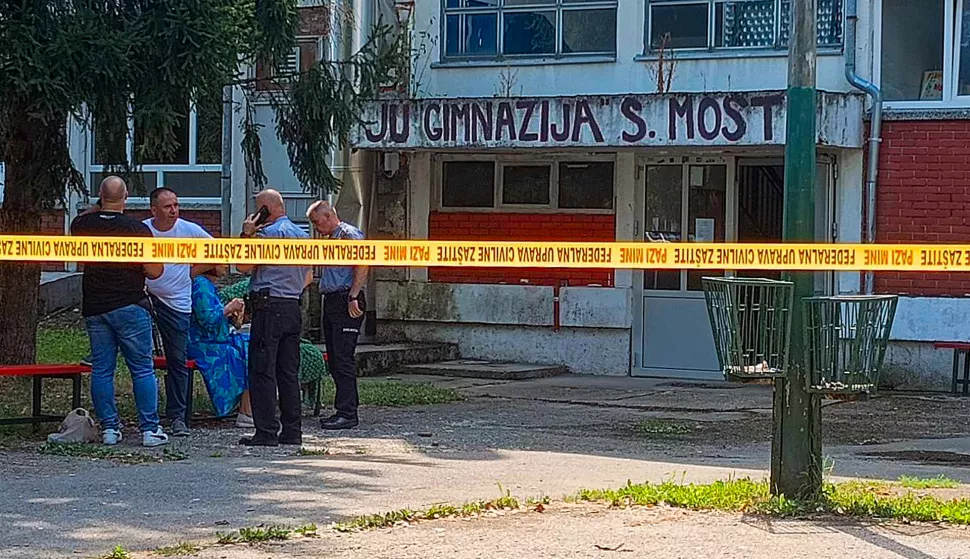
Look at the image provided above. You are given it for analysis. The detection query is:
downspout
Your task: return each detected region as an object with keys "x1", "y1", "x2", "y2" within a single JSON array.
[
  {"x1": 845, "y1": 0, "x2": 883, "y2": 294},
  {"x1": 220, "y1": 84, "x2": 233, "y2": 237}
]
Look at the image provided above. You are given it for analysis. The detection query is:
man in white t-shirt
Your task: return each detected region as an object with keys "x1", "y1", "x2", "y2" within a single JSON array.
[{"x1": 144, "y1": 187, "x2": 212, "y2": 437}]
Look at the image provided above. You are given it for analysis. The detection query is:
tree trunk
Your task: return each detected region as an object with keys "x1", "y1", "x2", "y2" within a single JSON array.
[
  {"x1": 0, "y1": 104, "x2": 49, "y2": 365},
  {"x1": 0, "y1": 209, "x2": 42, "y2": 366}
]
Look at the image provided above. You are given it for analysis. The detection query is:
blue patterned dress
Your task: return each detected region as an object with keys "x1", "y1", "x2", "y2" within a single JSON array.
[{"x1": 187, "y1": 276, "x2": 249, "y2": 417}]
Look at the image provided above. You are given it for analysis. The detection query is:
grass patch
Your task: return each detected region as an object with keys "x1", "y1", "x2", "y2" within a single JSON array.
[
  {"x1": 153, "y1": 542, "x2": 201, "y2": 556},
  {"x1": 334, "y1": 490, "x2": 522, "y2": 532},
  {"x1": 99, "y1": 546, "x2": 132, "y2": 559},
  {"x1": 37, "y1": 328, "x2": 91, "y2": 364},
  {"x1": 38, "y1": 442, "x2": 188, "y2": 464},
  {"x1": 899, "y1": 475, "x2": 961, "y2": 489},
  {"x1": 323, "y1": 379, "x2": 462, "y2": 407},
  {"x1": 297, "y1": 447, "x2": 332, "y2": 456},
  {"x1": 575, "y1": 478, "x2": 970, "y2": 525},
  {"x1": 634, "y1": 419, "x2": 693, "y2": 437},
  {"x1": 216, "y1": 523, "x2": 316, "y2": 544}
]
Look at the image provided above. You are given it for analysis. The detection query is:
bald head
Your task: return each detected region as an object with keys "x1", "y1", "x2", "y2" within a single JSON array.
[
  {"x1": 255, "y1": 189, "x2": 285, "y2": 215},
  {"x1": 98, "y1": 176, "x2": 128, "y2": 210}
]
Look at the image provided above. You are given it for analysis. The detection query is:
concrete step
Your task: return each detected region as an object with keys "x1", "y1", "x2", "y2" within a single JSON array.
[
  {"x1": 401, "y1": 360, "x2": 568, "y2": 381},
  {"x1": 316, "y1": 342, "x2": 459, "y2": 377}
]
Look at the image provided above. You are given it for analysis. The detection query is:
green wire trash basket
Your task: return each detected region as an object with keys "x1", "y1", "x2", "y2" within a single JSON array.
[
  {"x1": 702, "y1": 277, "x2": 794, "y2": 382},
  {"x1": 803, "y1": 295, "x2": 898, "y2": 400}
]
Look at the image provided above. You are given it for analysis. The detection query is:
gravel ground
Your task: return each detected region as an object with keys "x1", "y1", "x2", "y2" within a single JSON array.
[{"x1": 130, "y1": 503, "x2": 970, "y2": 559}]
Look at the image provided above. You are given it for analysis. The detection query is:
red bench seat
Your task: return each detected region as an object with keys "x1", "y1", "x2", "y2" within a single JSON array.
[{"x1": 0, "y1": 364, "x2": 91, "y2": 425}]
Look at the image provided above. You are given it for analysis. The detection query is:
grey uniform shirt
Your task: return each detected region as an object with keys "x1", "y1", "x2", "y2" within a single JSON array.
[{"x1": 249, "y1": 216, "x2": 311, "y2": 300}]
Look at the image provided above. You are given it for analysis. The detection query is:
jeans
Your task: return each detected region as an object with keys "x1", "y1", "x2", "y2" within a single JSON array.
[
  {"x1": 323, "y1": 291, "x2": 364, "y2": 420},
  {"x1": 84, "y1": 303, "x2": 159, "y2": 432},
  {"x1": 248, "y1": 297, "x2": 303, "y2": 441},
  {"x1": 152, "y1": 297, "x2": 192, "y2": 424}
]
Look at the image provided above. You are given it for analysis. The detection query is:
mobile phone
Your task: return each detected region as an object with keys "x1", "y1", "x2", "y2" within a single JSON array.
[{"x1": 253, "y1": 205, "x2": 270, "y2": 226}]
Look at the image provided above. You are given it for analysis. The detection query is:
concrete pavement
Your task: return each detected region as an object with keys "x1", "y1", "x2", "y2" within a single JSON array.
[{"x1": 1, "y1": 374, "x2": 968, "y2": 558}]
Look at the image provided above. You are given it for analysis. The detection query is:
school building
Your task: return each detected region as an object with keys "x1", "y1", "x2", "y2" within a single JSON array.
[{"x1": 14, "y1": 0, "x2": 970, "y2": 390}]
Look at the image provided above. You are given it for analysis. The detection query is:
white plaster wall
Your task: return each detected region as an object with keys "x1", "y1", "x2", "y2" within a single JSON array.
[
  {"x1": 377, "y1": 281, "x2": 632, "y2": 329},
  {"x1": 882, "y1": 342, "x2": 954, "y2": 392},
  {"x1": 890, "y1": 297, "x2": 970, "y2": 343},
  {"x1": 879, "y1": 297, "x2": 970, "y2": 392},
  {"x1": 411, "y1": 0, "x2": 873, "y2": 99},
  {"x1": 380, "y1": 321, "x2": 631, "y2": 375}
]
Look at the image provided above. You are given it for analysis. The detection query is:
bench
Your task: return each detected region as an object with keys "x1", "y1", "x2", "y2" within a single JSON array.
[
  {"x1": 933, "y1": 343, "x2": 970, "y2": 396},
  {"x1": 0, "y1": 365, "x2": 90, "y2": 425},
  {"x1": 153, "y1": 356, "x2": 203, "y2": 424}
]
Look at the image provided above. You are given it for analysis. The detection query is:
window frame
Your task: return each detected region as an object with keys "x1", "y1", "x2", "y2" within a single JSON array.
[
  {"x1": 876, "y1": 0, "x2": 970, "y2": 109},
  {"x1": 88, "y1": 96, "x2": 223, "y2": 203},
  {"x1": 440, "y1": 0, "x2": 619, "y2": 63},
  {"x1": 643, "y1": 0, "x2": 845, "y2": 55},
  {"x1": 434, "y1": 153, "x2": 616, "y2": 214}
]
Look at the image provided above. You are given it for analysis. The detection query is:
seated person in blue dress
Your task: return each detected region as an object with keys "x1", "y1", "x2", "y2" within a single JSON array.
[{"x1": 188, "y1": 264, "x2": 254, "y2": 427}]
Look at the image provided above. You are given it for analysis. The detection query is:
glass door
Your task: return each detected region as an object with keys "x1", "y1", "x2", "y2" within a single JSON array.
[{"x1": 634, "y1": 157, "x2": 729, "y2": 379}]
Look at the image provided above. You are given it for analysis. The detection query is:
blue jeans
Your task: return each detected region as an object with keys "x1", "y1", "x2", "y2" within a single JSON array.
[
  {"x1": 84, "y1": 303, "x2": 159, "y2": 432},
  {"x1": 152, "y1": 298, "x2": 192, "y2": 423}
]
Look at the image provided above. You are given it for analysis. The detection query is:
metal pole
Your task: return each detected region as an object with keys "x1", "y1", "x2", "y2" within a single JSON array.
[{"x1": 772, "y1": 0, "x2": 823, "y2": 499}]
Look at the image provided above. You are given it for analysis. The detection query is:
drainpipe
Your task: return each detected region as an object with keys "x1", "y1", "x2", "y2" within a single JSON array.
[
  {"x1": 220, "y1": 84, "x2": 233, "y2": 237},
  {"x1": 845, "y1": 0, "x2": 883, "y2": 294}
]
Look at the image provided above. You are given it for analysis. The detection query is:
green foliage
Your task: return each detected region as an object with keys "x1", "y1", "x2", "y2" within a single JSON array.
[
  {"x1": 634, "y1": 419, "x2": 693, "y2": 437},
  {"x1": 263, "y1": 19, "x2": 410, "y2": 195},
  {"x1": 153, "y1": 542, "x2": 201, "y2": 556},
  {"x1": 98, "y1": 546, "x2": 131, "y2": 559},
  {"x1": 217, "y1": 524, "x2": 291, "y2": 544},
  {"x1": 0, "y1": 0, "x2": 299, "y2": 211},
  {"x1": 898, "y1": 475, "x2": 961, "y2": 489},
  {"x1": 39, "y1": 442, "x2": 188, "y2": 464},
  {"x1": 334, "y1": 491, "x2": 523, "y2": 533},
  {"x1": 575, "y1": 478, "x2": 970, "y2": 526}
]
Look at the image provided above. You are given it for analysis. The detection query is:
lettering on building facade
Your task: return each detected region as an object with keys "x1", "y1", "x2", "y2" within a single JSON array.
[{"x1": 351, "y1": 92, "x2": 864, "y2": 149}]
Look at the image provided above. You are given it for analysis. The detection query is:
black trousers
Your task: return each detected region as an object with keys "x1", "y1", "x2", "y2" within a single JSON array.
[
  {"x1": 248, "y1": 297, "x2": 303, "y2": 441},
  {"x1": 323, "y1": 291, "x2": 364, "y2": 419}
]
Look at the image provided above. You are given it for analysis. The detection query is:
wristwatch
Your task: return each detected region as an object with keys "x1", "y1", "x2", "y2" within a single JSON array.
[{"x1": 348, "y1": 294, "x2": 359, "y2": 301}]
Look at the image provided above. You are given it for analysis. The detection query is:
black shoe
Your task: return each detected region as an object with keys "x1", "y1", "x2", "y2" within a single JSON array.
[
  {"x1": 279, "y1": 432, "x2": 303, "y2": 445},
  {"x1": 320, "y1": 415, "x2": 358, "y2": 430},
  {"x1": 239, "y1": 436, "x2": 278, "y2": 447}
]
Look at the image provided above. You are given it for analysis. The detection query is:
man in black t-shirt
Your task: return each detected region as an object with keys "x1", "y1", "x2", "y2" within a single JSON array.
[{"x1": 71, "y1": 176, "x2": 168, "y2": 448}]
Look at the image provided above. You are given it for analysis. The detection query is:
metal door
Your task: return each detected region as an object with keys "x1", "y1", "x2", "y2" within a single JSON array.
[{"x1": 632, "y1": 156, "x2": 732, "y2": 380}]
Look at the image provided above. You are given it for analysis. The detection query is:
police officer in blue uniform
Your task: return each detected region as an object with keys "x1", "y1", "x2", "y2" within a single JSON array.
[
  {"x1": 237, "y1": 189, "x2": 312, "y2": 446},
  {"x1": 306, "y1": 200, "x2": 367, "y2": 430}
]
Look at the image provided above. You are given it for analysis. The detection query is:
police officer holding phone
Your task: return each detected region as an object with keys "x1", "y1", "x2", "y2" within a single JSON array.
[
  {"x1": 236, "y1": 189, "x2": 311, "y2": 446},
  {"x1": 306, "y1": 200, "x2": 367, "y2": 430}
]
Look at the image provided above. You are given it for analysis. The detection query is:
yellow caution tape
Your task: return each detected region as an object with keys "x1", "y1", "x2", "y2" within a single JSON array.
[{"x1": 0, "y1": 235, "x2": 967, "y2": 271}]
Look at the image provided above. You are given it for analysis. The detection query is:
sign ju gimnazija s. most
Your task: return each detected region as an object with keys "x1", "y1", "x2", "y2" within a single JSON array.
[{"x1": 350, "y1": 91, "x2": 865, "y2": 150}]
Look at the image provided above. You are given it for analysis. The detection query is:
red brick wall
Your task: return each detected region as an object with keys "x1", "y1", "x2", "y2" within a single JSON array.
[
  {"x1": 876, "y1": 119, "x2": 970, "y2": 296},
  {"x1": 428, "y1": 212, "x2": 616, "y2": 287},
  {"x1": 40, "y1": 210, "x2": 66, "y2": 271}
]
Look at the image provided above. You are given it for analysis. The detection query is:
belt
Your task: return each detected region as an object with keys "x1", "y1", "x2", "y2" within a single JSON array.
[{"x1": 322, "y1": 288, "x2": 351, "y2": 296}]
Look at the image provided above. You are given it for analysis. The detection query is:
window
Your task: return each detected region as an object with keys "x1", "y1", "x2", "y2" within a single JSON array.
[
  {"x1": 646, "y1": 0, "x2": 844, "y2": 52},
  {"x1": 643, "y1": 162, "x2": 727, "y2": 292},
  {"x1": 439, "y1": 156, "x2": 615, "y2": 210},
  {"x1": 502, "y1": 164, "x2": 551, "y2": 205},
  {"x1": 443, "y1": 0, "x2": 618, "y2": 60},
  {"x1": 254, "y1": 37, "x2": 323, "y2": 91},
  {"x1": 442, "y1": 161, "x2": 495, "y2": 207},
  {"x1": 880, "y1": 0, "x2": 963, "y2": 104},
  {"x1": 89, "y1": 91, "x2": 223, "y2": 198}
]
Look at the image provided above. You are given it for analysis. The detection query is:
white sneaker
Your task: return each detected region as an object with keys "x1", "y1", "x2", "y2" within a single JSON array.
[
  {"x1": 103, "y1": 429, "x2": 122, "y2": 446},
  {"x1": 235, "y1": 413, "x2": 254, "y2": 428},
  {"x1": 142, "y1": 427, "x2": 169, "y2": 448}
]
